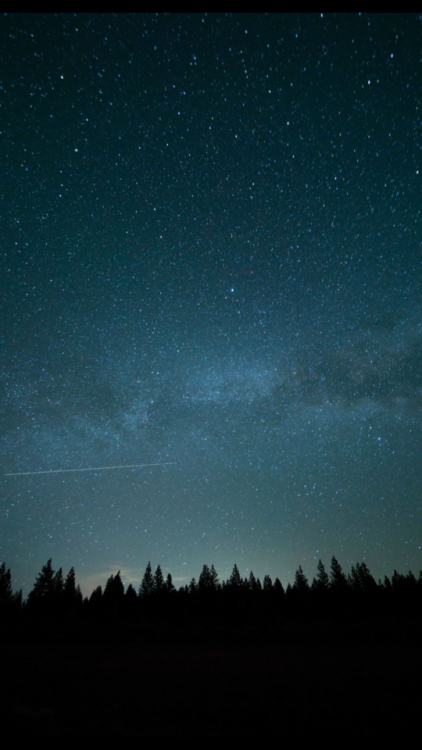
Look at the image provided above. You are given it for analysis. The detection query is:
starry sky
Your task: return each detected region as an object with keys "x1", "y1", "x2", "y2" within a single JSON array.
[{"x1": 2, "y1": 13, "x2": 422, "y2": 597}]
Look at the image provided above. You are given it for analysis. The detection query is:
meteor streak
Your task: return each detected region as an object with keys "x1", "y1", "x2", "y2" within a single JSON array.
[{"x1": 4, "y1": 462, "x2": 177, "y2": 476}]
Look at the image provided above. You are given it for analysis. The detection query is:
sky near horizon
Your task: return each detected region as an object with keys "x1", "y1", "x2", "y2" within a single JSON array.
[{"x1": 1, "y1": 13, "x2": 422, "y2": 597}]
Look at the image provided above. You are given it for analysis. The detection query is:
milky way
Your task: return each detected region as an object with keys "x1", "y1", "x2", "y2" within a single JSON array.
[{"x1": 1, "y1": 13, "x2": 421, "y2": 596}]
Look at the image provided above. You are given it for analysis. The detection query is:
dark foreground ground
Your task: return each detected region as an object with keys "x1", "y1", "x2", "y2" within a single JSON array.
[{"x1": 1, "y1": 622, "x2": 421, "y2": 737}]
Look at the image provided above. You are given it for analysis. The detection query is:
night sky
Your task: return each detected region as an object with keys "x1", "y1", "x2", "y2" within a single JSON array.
[{"x1": 2, "y1": 13, "x2": 422, "y2": 597}]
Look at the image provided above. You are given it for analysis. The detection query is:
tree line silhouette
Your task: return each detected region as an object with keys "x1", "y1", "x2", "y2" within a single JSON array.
[{"x1": 1, "y1": 557, "x2": 422, "y2": 635}]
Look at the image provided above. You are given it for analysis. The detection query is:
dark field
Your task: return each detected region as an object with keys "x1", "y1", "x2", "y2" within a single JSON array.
[{"x1": 2, "y1": 627, "x2": 421, "y2": 737}]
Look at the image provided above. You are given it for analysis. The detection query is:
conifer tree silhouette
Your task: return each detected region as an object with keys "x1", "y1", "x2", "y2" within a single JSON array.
[
  {"x1": 188, "y1": 577, "x2": 198, "y2": 594},
  {"x1": 125, "y1": 583, "x2": 137, "y2": 602},
  {"x1": 293, "y1": 565, "x2": 309, "y2": 592},
  {"x1": 210, "y1": 565, "x2": 219, "y2": 591},
  {"x1": 63, "y1": 567, "x2": 78, "y2": 609},
  {"x1": 89, "y1": 585, "x2": 103, "y2": 609},
  {"x1": 154, "y1": 565, "x2": 165, "y2": 594},
  {"x1": 273, "y1": 577, "x2": 284, "y2": 596},
  {"x1": 123, "y1": 583, "x2": 138, "y2": 617},
  {"x1": 104, "y1": 571, "x2": 124, "y2": 601},
  {"x1": 27, "y1": 558, "x2": 55, "y2": 610},
  {"x1": 165, "y1": 572, "x2": 175, "y2": 594},
  {"x1": 263, "y1": 574, "x2": 273, "y2": 592},
  {"x1": 139, "y1": 562, "x2": 154, "y2": 598},
  {"x1": 53, "y1": 567, "x2": 64, "y2": 601},
  {"x1": 248, "y1": 571, "x2": 260, "y2": 593},
  {"x1": 350, "y1": 562, "x2": 377, "y2": 595},
  {"x1": 329, "y1": 556, "x2": 350, "y2": 615},
  {"x1": 0, "y1": 563, "x2": 13, "y2": 606},
  {"x1": 229, "y1": 564, "x2": 242, "y2": 588},
  {"x1": 329, "y1": 556, "x2": 349, "y2": 593},
  {"x1": 314, "y1": 559, "x2": 329, "y2": 591},
  {"x1": 198, "y1": 564, "x2": 213, "y2": 591}
]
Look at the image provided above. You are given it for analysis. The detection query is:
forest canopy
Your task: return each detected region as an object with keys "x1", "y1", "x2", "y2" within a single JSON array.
[{"x1": 1, "y1": 556, "x2": 421, "y2": 633}]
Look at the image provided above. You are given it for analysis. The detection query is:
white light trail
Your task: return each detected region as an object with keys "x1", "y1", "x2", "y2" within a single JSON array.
[{"x1": 4, "y1": 462, "x2": 177, "y2": 476}]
